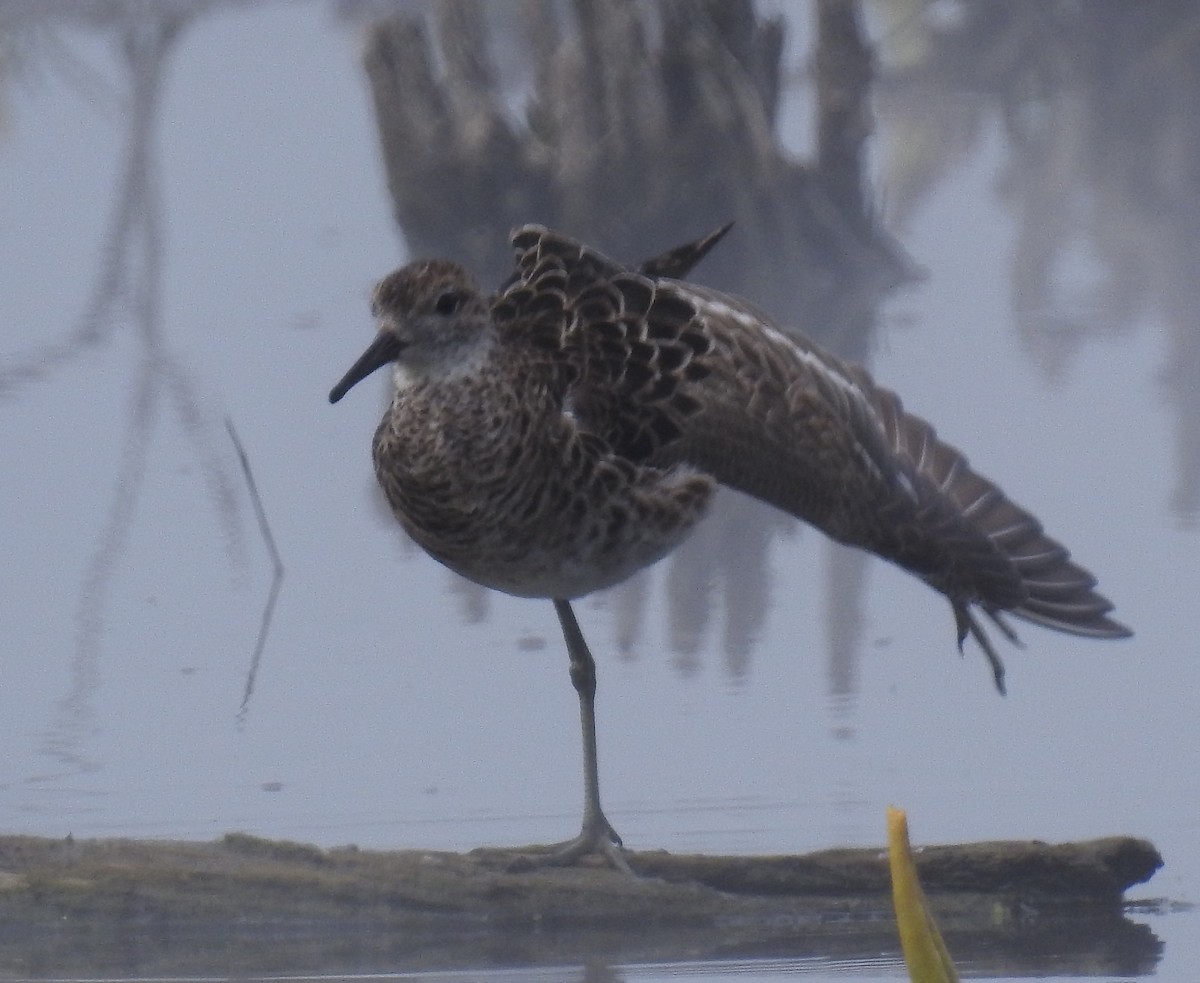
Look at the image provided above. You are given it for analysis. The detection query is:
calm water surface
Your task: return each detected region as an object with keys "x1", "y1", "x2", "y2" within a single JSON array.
[{"x1": 1, "y1": 2, "x2": 1197, "y2": 981}]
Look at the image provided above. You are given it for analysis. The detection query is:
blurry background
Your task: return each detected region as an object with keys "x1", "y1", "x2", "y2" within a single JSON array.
[{"x1": 1, "y1": 0, "x2": 1197, "y2": 977}]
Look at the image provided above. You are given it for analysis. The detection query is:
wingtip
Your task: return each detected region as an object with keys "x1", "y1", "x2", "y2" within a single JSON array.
[{"x1": 636, "y1": 221, "x2": 735, "y2": 279}]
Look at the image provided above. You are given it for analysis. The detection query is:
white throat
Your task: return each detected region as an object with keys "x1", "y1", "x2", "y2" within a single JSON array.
[{"x1": 391, "y1": 330, "x2": 497, "y2": 393}]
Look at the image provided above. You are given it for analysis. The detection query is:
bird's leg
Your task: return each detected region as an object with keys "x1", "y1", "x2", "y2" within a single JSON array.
[{"x1": 520, "y1": 599, "x2": 631, "y2": 873}]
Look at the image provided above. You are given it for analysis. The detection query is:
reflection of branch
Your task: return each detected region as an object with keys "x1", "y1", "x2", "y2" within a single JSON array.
[
  {"x1": 36, "y1": 15, "x2": 184, "y2": 778},
  {"x1": 8, "y1": 10, "x2": 243, "y2": 775},
  {"x1": 0, "y1": 27, "x2": 152, "y2": 394},
  {"x1": 226, "y1": 419, "x2": 284, "y2": 723}
]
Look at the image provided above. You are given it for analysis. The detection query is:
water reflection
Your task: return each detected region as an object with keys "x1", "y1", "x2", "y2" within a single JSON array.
[
  {"x1": 875, "y1": 0, "x2": 1200, "y2": 521},
  {"x1": 0, "y1": 912, "x2": 1163, "y2": 980},
  {"x1": 0, "y1": 6, "x2": 247, "y2": 780}
]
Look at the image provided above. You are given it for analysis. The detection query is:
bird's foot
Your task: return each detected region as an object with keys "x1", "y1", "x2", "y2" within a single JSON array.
[{"x1": 505, "y1": 814, "x2": 633, "y2": 875}]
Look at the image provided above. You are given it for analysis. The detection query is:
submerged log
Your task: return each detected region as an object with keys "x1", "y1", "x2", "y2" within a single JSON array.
[{"x1": 0, "y1": 833, "x2": 1163, "y2": 977}]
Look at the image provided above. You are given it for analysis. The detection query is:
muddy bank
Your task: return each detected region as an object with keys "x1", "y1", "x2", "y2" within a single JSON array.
[{"x1": 0, "y1": 833, "x2": 1163, "y2": 977}]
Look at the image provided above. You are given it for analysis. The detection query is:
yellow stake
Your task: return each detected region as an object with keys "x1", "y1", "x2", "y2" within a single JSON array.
[{"x1": 888, "y1": 807, "x2": 960, "y2": 983}]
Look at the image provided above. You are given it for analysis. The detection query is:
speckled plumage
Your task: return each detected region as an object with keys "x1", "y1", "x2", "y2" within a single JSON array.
[
  {"x1": 347, "y1": 259, "x2": 710, "y2": 601},
  {"x1": 329, "y1": 225, "x2": 1130, "y2": 865}
]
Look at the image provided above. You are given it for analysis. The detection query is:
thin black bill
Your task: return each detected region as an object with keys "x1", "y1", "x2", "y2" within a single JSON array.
[{"x1": 329, "y1": 332, "x2": 402, "y2": 403}]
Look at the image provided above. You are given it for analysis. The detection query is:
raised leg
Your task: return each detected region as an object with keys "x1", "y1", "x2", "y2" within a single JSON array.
[{"x1": 499, "y1": 599, "x2": 633, "y2": 873}]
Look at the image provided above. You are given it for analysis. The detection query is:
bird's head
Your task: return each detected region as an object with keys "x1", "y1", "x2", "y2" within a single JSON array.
[{"x1": 329, "y1": 260, "x2": 491, "y2": 403}]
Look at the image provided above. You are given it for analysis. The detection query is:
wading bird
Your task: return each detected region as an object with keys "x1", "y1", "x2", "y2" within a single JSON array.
[{"x1": 329, "y1": 225, "x2": 1130, "y2": 871}]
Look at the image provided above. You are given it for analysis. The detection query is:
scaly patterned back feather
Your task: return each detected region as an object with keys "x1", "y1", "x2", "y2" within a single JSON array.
[{"x1": 505, "y1": 225, "x2": 1130, "y2": 690}]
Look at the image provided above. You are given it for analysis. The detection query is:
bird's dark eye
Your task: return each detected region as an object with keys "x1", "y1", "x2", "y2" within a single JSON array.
[{"x1": 434, "y1": 291, "x2": 464, "y2": 315}]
